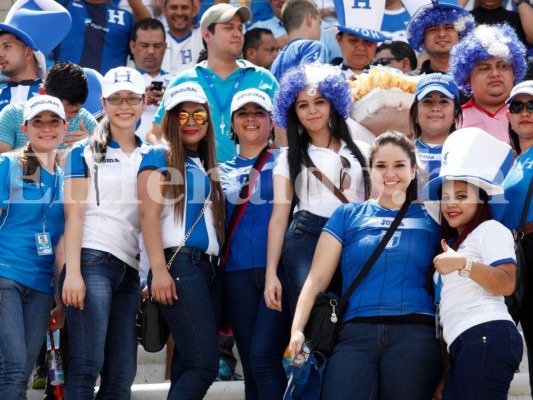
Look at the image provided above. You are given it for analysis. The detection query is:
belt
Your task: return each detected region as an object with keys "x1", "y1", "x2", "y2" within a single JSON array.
[{"x1": 164, "y1": 246, "x2": 220, "y2": 266}]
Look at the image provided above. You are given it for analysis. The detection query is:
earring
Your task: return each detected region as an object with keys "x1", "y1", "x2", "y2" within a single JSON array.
[
  {"x1": 297, "y1": 125, "x2": 303, "y2": 136},
  {"x1": 268, "y1": 128, "x2": 275, "y2": 146},
  {"x1": 230, "y1": 128, "x2": 235, "y2": 141},
  {"x1": 328, "y1": 118, "x2": 333, "y2": 130}
]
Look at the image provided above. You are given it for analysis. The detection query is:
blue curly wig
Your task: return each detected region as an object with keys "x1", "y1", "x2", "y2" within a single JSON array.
[
  {"x1": 407, "y1": 6, "x2": 475, "y2": 52},
  {"x1": 273, "y1": 63, "x2": 352, "y2": 129},
  {"x1": 449, "y1": 24, "x2": 527, "y2": 95}
]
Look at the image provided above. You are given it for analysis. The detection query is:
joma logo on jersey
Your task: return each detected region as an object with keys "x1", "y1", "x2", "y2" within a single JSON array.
[
  {"x1": 102, "y1": 158, "x2": 120, "y2": 163},
  {"x1": 381, "y1": 219, "x2": 405, "y2": 227},
  {"x1": 108, "y1": 10, "x2": 126, "y2": 26}
]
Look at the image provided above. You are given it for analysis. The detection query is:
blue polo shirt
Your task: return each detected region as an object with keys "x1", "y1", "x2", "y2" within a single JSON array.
[
  {"x1": 153, "y1": 60, "x2": 278, "y2": 163},
  {"x1": 0, "y1": 153, "x2": 64, "y2": 295},
  {"x1": 269, "y1": 38, "x2": 329, "y2": 81}
]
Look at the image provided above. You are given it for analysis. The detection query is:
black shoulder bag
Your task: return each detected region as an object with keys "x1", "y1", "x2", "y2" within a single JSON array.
[{"x1": 304, "y1": 197, "x2": 412, "y2": 355}]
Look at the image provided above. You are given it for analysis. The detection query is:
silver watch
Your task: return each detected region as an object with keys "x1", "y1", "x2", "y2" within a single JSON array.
[{"x1": 458, "y1": 258, "x2": 473, "y2": 277}]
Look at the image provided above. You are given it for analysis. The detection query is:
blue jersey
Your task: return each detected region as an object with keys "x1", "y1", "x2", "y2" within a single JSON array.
[
  {"x1": 139, "y1": 146, "x2": 219, "y2": 254},
  {"x1": 0, "y1": 80, "x2": 41, "y2": 113},
  {"x1": 57, "y1": 0, "x2": 135, "y2": 74},
  {"x1": 0, "y1": 153, "x2": 64, "y2": 294},
  {"x1": 323, "y1": 200, "x2": 439, "y2": 322},
  {"x1": 219, "y1": 149, "x2": 280, "y2": 271},
  {"x1": 153, "y1": 60, "x2": 278, "y2": 163},
  {"x1": 269, "y1": 39, "x2": 329, "y2": 81},
  {"x1": 501, "y1": 146, "x2": 533, "y2": 229},
  {"x1": 415, "y1": 139, "x2": 443, "y2": 181},
  {"x1": 381, "y1": 8, "x2": 411, "y2": 42}
]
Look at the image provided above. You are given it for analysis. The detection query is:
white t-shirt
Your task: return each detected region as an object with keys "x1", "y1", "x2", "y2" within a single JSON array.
[
  {"x1": 137, "y1": 70, "x2": 174, "y2": 140},
  {"x1": 437, "y1": 220, "x2": 516, "y2": 349},
  {"x1": 273, "y1": 140, "x2": 370, "y2": 218},
  {"x1": 161, "y1": 28, "x2": 203, "y2": 76}
]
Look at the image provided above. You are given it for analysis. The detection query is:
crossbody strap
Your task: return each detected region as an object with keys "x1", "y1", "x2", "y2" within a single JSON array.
[
  {"x1": 304, "y1": 158, "x2": 349, "y2": 204},
  {"x1": 338, "y1": 198, "x2": 412, "y2": 309},
  {"x1": 220, "y1": 146, "x2": 272, "y2": 265},
  {"x1": 518, "y1": 177, "x2": 533, "y2": 233}
]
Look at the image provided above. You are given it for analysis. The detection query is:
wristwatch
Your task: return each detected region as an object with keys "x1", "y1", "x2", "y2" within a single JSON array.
[{"x1": 458, "y1": 258, "x2": 473, "y2": 277}]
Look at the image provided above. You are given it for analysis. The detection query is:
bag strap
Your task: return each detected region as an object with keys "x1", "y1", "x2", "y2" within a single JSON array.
[
  {"x1": 304, "y1": 158, "x2": 349, "y2": 204},
  {"x1": 518, "y1": 177, "x2": 533, "y2": 233},
  {"x1": 338, "y1": 198, "x2": 412, "y2": 309},
  {"x1": 166, "y1": 200, "x2": 208, "y2": 269},
  {"x1": 220, "y1": 146, "x2": 272, "y2": 265}
]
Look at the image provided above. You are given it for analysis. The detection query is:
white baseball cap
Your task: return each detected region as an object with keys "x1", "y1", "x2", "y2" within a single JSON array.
[
  {"x1": 506, "y1": 80, "x2": 533, "y2": 104},
  {"x1": 230, "y1": 89, "x2": 272, "y2": 115},
  {"x1": 164, "y1": 82, "x2": 208, "y2": 111},
  {"x1": 101, "y1": 67, "x2": 145, "y2": 98},
  {"x1": 23, "y1": 95, "x2": 66, "y2": 122}
]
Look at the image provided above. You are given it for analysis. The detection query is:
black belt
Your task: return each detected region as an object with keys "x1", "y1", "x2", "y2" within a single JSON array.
[{"x1": 164, "y1": 246, "x2": 220, "y2": 267}]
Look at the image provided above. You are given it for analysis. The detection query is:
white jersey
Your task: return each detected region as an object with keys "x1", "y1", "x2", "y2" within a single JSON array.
[{"x1": 161, "y1": 28, "x2": 203, "y2": 76}]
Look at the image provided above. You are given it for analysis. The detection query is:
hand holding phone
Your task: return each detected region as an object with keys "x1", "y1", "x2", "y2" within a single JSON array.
[{"x1": 152, "y1": 81, "x2": 163, "y2": 91}]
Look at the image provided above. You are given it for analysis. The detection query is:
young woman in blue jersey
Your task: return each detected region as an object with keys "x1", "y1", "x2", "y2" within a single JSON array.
[
  {"x1": 410, "y1": 73, "x2": 462, "y2": 181},
  {"x1": 426, "y1": 128, "x2": 520, "y2": 399},
  {"x1": 502, "y1": 80, "x2": 533, "y2": 394},
  {"x1": 60, "y1": 67, "x2": 150, "y2": 400},
  {"x1": 138, "y1": 82, "x2": 225, "y2": 400},
  {"x1": 219, "y1": 89, "x2": 291, "y2": 400},
  {"x1": 0, "y1": 96, "x2": 66, "y2": 398},
  {"x1": 265, "y1": 63, "x2": 371, "y2": 316},
  {"x1": 289, "y1": 131, "x2": 442, "y2": 400}
]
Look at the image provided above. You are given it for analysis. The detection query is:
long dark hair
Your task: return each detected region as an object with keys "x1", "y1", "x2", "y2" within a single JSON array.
[
  {"x1": 16, "y1": 143, "x2": 42, "y2": 184},
  {"x1": 508, "y1": 122, "x2": 522, "y2": 155},
  {"x1": 440, "y1": 185, "x2": 491, "y2": 251},
  {"x1": 161, "y1": 103, "x2": 225, "y2": 242},
  {"x1": 287, "y1": 106, "x2": 371, "y2": 204},
  {"x1": 89, "y1": 115, "x2": 112, "y2": 163},
  {"x1": 409, "y1": 97, "x2": 463, "y2": 139}
]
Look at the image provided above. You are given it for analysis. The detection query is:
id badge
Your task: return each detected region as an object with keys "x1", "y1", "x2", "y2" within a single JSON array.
[{"x1": 35, "y1": 232, "x2": 53, "y2": 256}]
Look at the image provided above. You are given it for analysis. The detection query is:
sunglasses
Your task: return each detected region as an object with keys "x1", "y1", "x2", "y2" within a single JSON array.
[
  {"x1": 372, "y1": 57, "x2": 401, "y2": 67},
  {"x1": 509, "y1": 100, "x2": 533, "y2": 114},
  {"x1": 339, "y1": 156, "x2": 352, "y2": 192},
  {"x1": 179, "y1": 111, "x2": 209, "y2": 126},
  {"x1": 291, "y1": 341, "x2": 312, "y2": 368},
  {"x1": 107, "y1": 96, "x2": 143, "y2": 105}
]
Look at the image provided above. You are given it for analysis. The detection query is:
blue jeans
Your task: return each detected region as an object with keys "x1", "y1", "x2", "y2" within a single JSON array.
[
  {"x1": 0, "y1": 277, "x2": 53, "y2": 399},
  {"x1": 322, "y1": 322, "x2": 442, "y2": 400},
  {"x1": 148, "y1": 247, "x2": 222, "y2": 400},
  {"x1": 60, "y1": 248, "x2": 141, "y2": 400},
  {"x1": 224, "y1": 268, "x2": 291, "y2": 400},
  {"x1": 443, "y1": 320, "x2": 523, "y2": 400},
  {"x1": 280, "y1": 211, "x2": 329, "y2": 315}
]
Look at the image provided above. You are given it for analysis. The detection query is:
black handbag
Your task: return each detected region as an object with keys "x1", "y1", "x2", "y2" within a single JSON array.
[
  {"x1": 304, "y1": 198, "x2": 411, "y2": 355},
  {"x1": 505, "y1": 178, "x2": 533, "y2": 321},
  {"x1": 136, "y1": 298, "x2": 170, "y2": 353}
]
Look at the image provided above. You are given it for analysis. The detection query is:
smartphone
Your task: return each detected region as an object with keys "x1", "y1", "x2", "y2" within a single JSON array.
[{"x1": 152, "y1": 81, "x2": 163, "y2": 91}]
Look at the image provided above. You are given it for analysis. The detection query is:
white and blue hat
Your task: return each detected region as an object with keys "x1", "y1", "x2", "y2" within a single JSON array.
[
  {"x1": 328, "y1": 0, "x2": 390, "y2": 43},
  {"x1": 164, "y1": 82, "x2": 208, "y2": 111},
  {"x1": 83, "y1": 68, "x2": 105, "y2": 119},
  {"x1": 506, "y1": 80, "x2": 533, "y2": 104},
  {"x1": 405, "y1": 0, "x2": 474, "y2": 53},
  {"x1": 415, "y1": 73, "x2": 459, "y2": 101},
  {"x1": 230, "y1": 89, "x2": 273, "y2": 115},
  {"x1": 23, "y1": 94, "x2": 66, "y2": 122},
  {"x1": 424, "y1": 127, "x2": 514, "y2": 222},
  {"x1": 102, "y1": 67, "x2": 145, "y2": 98},
  {"x1": 0, "y1": 0, "x2": 72, "y2": 79}
]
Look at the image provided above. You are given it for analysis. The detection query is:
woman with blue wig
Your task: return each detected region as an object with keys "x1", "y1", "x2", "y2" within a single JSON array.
[{"x1": 265, "y1": 63, "x2": 371, "y2": 316}]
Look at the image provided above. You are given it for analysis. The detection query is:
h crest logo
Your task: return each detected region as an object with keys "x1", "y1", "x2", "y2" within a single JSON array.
[
  {"x1": 108, "y1": 10, "x2": 126, "y2": 25},
  {"x1": 114, "y1": 71, "x2": 132, "y2": 83},
  {"x1": 352, "y1": 0, "x2": 371, "y2": 9}
]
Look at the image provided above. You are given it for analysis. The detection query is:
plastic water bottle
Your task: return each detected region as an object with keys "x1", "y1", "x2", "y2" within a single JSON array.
[{"x1": 46, "y1": 330, "x2": 65, "y2": 386}]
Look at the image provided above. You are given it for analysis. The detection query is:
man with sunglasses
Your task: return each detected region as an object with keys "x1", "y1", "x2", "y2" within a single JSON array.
[
  {"x1": 449, "y1": 24, "x2": 528, "y2": 143},
  {"x1": 373, "y1": 41, "x2": 417, "y2": 73}
]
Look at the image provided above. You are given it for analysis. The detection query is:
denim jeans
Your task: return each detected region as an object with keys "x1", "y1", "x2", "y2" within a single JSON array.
[
  {"x1": 322, "y1": 322, "x2": 442, "y2": 400},
  {"x1": 0, "y1": 277, "x2": 53, "y2": 399},
  {"x1": 443, "y1": 320, "x2": 523, "y2": 400},
  {"x1": 60, "y1": 248, "x2": 141, "y2": 400},
  {"x1": 224, "y1": 268, "x2": 291, "y2": 400},
  {"x1": 280, "y1": 210, "x2": 329, "y2": 315},
  {"x1": 148, "y1": 247, "x2": 222, "y2": 400}
]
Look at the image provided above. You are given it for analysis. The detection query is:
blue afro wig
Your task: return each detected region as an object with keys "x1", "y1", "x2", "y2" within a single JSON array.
[
  {"x1": 407, "y1": 6, "x2": 475, "y2": 52},
  {"x1": 273, "y1": 63, "x2": 352, "y2": 129},
  {"x1": 449, "y1": 24, "x2": 527, "y2": 95}
]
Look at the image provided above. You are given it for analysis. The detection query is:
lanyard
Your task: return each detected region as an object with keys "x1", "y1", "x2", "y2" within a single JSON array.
[
  {"x1": 199, "y1": 67, "x2": 247, "y2": 134},
  {"x1": 39, "y1": 167, "x2": 58, "y2": 233}
]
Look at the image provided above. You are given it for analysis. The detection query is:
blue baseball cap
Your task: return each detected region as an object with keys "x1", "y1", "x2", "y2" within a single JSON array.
[{"x1": 415, "y1": 73, "x2": 460, "y2": 101}]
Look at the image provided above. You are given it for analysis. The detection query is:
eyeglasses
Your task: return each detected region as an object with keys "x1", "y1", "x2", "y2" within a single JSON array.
[
  {"x1": 179, "y1": 111, "x2": 209, "y2": 126},
  {"x1": 509, "y1": 100, "x2": 533, "y2": 114},
  {"x1": 291, "y1": 341, "x2": 312, "y2": 368},
  {"x1": 372, "y1": 57, "x2": 401, "y2": 67},
  {"x1": 339, "y1": 156, "x2": 352, "y2": 192},
  {"x1": 106, "y1": 96, "x2": 143, "y2": 105}
]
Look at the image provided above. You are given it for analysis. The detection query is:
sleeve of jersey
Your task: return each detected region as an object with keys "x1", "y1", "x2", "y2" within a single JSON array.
[
  {"x1": 301, "y1": 41, "x2": 329, "y2": 64},
  {"x1": 480, "y1": 220, "x2": 517, "y2": 267},
  {"x1": 0, "y1": 155, "x2": 11, "y2": 209},
  {"x1": 322, "y1": 204, "x2": 350, "y2": 244},
  {"x1": 138, "y1": 145, "x2": 168, "y2": 176},
  {"x1": 80, "y1": 109, "x2": 98, "y2": 134},
  {"x1": 0, "y1": 105, "x2": 19, "y2": 147},
  {"x1": 64, "y1": 142, "x2": 89, "y2": 179},
  {"x1": 272, "y1": 149, "x2": 289, "y2": 179}
]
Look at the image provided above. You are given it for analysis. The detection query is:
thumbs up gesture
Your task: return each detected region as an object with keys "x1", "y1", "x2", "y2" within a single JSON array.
[
  {"x1": 433, "y1": 240, "x2": 468, "y2": 275},
  {"x1": 63, "y1": 119, "x2": 90, "y2": 147}
]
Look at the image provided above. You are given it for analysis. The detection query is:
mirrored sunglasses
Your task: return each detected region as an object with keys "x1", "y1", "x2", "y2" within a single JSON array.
[{"x1": 179, "y1": 111, "x2": 209, "y2": 126}]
